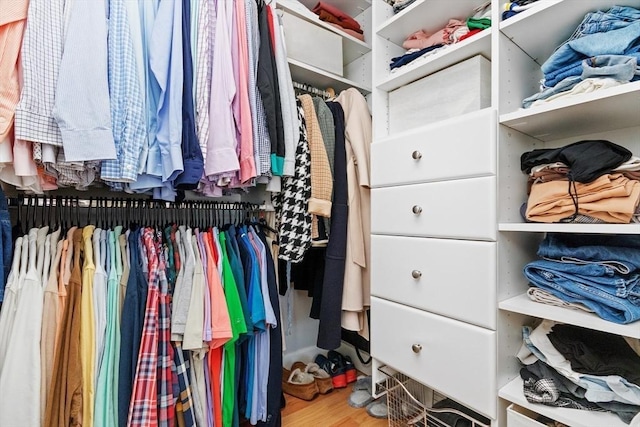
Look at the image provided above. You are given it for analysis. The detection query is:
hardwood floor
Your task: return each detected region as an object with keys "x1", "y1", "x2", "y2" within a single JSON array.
[{"x1": 281, "y1": 384, "x2": 388, "y2": 427}]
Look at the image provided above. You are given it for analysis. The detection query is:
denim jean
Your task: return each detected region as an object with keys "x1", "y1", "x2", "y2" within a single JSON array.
[
  {"x1": 523, "y1": 76, "x2": 582, "y2": 108},
  {"x1": 582, "y1": 54, "x2": 639, "y2": 80},
  {"x1": 541, "y1": 20, "x2": 640, "y2": 78},
  {"x1": 524, "y1": 260, "x2": 640, "y2": 324},
  {"x1": 563, "y1": 6, "x2": 640, "y2": 46},
  {"x1": 0, "y1": 188, "x2": 11, "y2": 302},
  {"x1": 537, "y1": 233, "x2": 640, "y2": 274}
]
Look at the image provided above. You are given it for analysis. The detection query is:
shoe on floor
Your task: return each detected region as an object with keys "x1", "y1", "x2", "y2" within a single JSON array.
[
  {"x1": 291, "y1": 361, "x2": 334, "y2": 394},
  {"x1": 282, "y1": 367, "x2": 319, "y2": 401},
  {"x1": 366, "y1": 395, "x2": 388, "y2": 419},
  {"x1": 327, "y1": 350, "x2": 357, "y2": 384},
  {"x1": 314, "y1": 354, "x2": 347, "y2": 389}
]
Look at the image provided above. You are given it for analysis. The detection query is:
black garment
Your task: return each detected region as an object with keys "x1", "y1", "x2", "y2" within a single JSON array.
[
  {"x1": 174, "y1": 0, "x2": 204, "y2": 189},
  {"x1": 317, "y1": 101, "x2": 348, "y2": 350},
  {"x1": 520, "y1": 139, "x2": 631, "y2": 183},
  {"x1": 256, "y1": 2, "x2": 285, "y2": 174},
  {"x1": 548, "y1": 324, "x2": 640, "y2": 385},
  {"x1": 390, "y1": 43, "x2": 445, "y2": 70},
  {"x1": 256, "y1": 228, "x2": 283, "y2": 427},
  {"x1": 290, "y1": 246, "x2": 326, "y2": 299}
]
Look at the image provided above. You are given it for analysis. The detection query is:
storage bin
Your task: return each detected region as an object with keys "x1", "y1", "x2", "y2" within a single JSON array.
[
  {"x1": 281, "y1": 11, "x2": 344, "y2": 76},
  {"x1": 388, "y1": 55, "x2": 491, "y2": 133},
  {"x1": 506, "y1": 404, "x2": 547, "y2": 427}
]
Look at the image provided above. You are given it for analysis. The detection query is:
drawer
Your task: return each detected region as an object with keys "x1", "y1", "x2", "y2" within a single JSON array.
[
  {"x1": 371, "y1": 176, "x2": 496, "y2": 241},
  {"x1": 507, "y1": 405, "x2": 547, "y2": 427},
  {"x1": 371, "y1": 235, "x2": 496, "y2": 329},
  {"x1": 371, "y1": 297, "x2": 496, "y2": 418},
  {"x1": 372, "y1": 109, "x2": 496, "y2": 188}
]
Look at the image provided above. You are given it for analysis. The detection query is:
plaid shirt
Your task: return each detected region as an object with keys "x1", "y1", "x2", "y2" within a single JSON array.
[
  {"x1": 157, "y1": 235, "x2": 176, "y2": 427},
  {"x1": 173, "y1": 342, "x2": 196, "y2": 427},
  {"x1": 128, "y1": 228, "x2": 160, "y2": 427}
]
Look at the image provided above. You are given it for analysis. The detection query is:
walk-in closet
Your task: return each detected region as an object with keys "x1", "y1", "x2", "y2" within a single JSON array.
[{"x1": 0, "y1": 0, "x2": 639, "y2": 426}]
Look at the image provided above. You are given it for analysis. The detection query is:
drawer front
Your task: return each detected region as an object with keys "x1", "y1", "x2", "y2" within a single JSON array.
[
  {"x1": 371, "y1": 176, "x2": 496, "y2": 240},
  {"x1": 371, "y1": 235, "x2": 496, "y2": 329},
  {"x1": 371, "y1": 297, "x2": 496, "y2": 418},
  {"x1": 372, "y1": 109, "x2": 496, "y2": 188}
]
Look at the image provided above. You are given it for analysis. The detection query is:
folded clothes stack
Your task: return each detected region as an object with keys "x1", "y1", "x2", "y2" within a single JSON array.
[
  {"x1": 312, "y1": 1, "x2": 364, "y2": 41},
  {"x1": 502, "y1": 0, "x2": 542, "y2": 20}
]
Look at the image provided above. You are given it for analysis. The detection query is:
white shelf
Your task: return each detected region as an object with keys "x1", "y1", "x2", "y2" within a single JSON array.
[
  {"x1": 376, "y1": 0, "x2": 486, "y2": 46},
  {"x1": 500, "y1": 80, "x2": 640, "y2": 141},
  {"x1": 377, "y1": 29, "x2": 491, "y2": 91},
  {"x1": 500, "y1": 377, "x2": 629, "y2": 427},
  {"x1": 499, "y1": 293, "x2": 640, "y2": 339},
  {"x1": 277, "y1": 0, "x2": 371, "y2": 64},
  {"x1": 296, "y1": 0, "x2": 370, "y2": 20},
  {"x1": 498, "y1": 222, "x2": 640, "y2": 234},
  {"x1": 287, "y1": 58, "x2": 371, "y2": 94},
  {"x1": 500, "y1": 0, "x2": 635, "y2": 64}
]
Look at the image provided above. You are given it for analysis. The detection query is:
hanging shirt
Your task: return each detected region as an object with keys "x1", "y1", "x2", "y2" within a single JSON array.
[
  {"x1": 206, "y1": 0, "x2": 240, "y2": 179},
  {"x1": 40, "y1": 229, "x2": 62, "y2": 425},
  {"x1": 52, "y1": 0, "x2": 117, "y2": 162},
  {"x1": 102, "y1": 0, "x2": 146, "y2": 184},
  {"x1": 128, "y1": 228, "x2": 161, "y2": 427},
  {"x1": 14, "y1": 0, "x2": 65, "y2": 148},
  {"x1": 194, "y1": 0, "x2": 211, "y2": 165},
  {"x1": 0, "y1": 230, "x2": 43, "y2": 427},
  {"x1": 0, "y1": 0, "x2": 29, "y2": 141},
  {"x1": 95, "y1": 229, "x2": 121, "y2": 427},
  {"x1": 183, "y1": 230, "x2": 205, "y2": 351},
  {"x1": 81, "y1": 225, "x2": 97, "y2": 427},
  {"x1": 93, "y1": 228, "x2": 108, "y2": 387},
  {"x1": 119, "y1": 231, "x2": 130, "y2": 315},
  {"x1": 0, "y1": 236, "x2": 24, "y2": 370}
]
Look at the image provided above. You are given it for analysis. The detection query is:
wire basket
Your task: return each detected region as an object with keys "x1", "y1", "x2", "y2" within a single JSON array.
[{"x1": 378, "y1": 367, "x2": 491, "y2": 427}]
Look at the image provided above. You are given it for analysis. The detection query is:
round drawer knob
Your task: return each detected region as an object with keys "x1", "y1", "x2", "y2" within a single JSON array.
[
  {"x1": 412, "y1": 344, "x2": 423, "y2": 354},
  {"x1": 411, "y1": 270, "x2": 422, "y2": 279},
  {"x1": 411, "y1": 150, "x2": 422, "y2": 160},
  {"x1": 412, "y1": 205, "x2": 422, "y2": 215}
]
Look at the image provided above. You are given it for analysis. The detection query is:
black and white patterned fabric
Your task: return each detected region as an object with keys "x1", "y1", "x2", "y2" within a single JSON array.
[
  {"x1": 274, "y1": 100, "x2": 311, "y2": 263},
  {"x1": 522, "y1": 376, "x2": 603, "y2": 411}
]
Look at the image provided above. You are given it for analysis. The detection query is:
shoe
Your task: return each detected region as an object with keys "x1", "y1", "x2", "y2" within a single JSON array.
[
  {"x1": 327, "y1": 350, "x2": 357, "y2": 384},
  {"x1": 314, "y1": 354, "x2": 347, "y2": 389},
  {"x1": 366, "y1": 395, "x2": 388, "y2": 419},
  {"x1": 291, "y1": 361, "x2": 334, "y2": 394},
  {"x1": 348, "y1": 376, "x2": 373, "y2": 408},
  {"x1": 282, "y1": 368, "x2": 319, "y2": 401}
]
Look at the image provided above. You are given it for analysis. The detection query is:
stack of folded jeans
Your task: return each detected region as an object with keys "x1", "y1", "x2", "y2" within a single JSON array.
[
  {"x1": 522, "y1": 6, "x2": 640, "y2": 108},
  {"x1": 523, "y1": 233, "x2": 640, "y2": 324}
]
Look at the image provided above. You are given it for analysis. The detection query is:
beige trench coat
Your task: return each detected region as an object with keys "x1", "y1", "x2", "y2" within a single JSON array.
[{"x1": 335, "y1": 88, "x2": 371, "y2": 338}]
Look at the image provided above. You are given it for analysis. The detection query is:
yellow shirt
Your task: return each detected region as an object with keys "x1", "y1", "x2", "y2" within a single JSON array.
[{"x1": 81, "y1": 225, "x2": 97, "y2": 427}]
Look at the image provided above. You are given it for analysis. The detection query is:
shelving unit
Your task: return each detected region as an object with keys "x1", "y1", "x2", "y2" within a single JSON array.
[
  {"x1": 500, "y1": 81, "x2": 640, "y2": 141},
  {"x1": 500, "y1": 377, "x2": 628, "y2": 427},
  {"x1": 371, "y1": 0, "x2": 640, "y2": 426},
  {"x1": 287, "y1": 58, "x2": 372, "y2": 94},
  {"x1": 498, "y1": 223, "x2": 640, "y2": 234},
  {"x1": 500, "y1": 294, "x2": 640, "y2": 339},
  {"x1": 377, "y1": 29, "x2": 491, "y2": 91}
]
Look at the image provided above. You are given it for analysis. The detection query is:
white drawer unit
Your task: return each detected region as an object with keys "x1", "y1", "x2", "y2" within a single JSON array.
[
  {"x1": 371, "y1": 235, "x2": 496, "y2": 329},
  {"x1": 371, "y1": 109, "x2": 496, "y2": 188},
  {"x1": 371, "y1": 296, "x2": 497, "y2": 418},
  {"x1": 371, "y1": 176, "x2": 496, "y2": 241}
]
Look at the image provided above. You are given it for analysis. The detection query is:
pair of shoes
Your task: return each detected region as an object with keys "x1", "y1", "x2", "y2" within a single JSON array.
[
  {"x1": 314, "y1": 354, "x2": 348, "y2": 389},
  {"x1": 281, "y1": 367, "x2": 319, "y2": 401},
  {"x1": 348, "y1": 376, "x2": 374, "y2": 408},
  {"x1": 291, "y1": 361, "x2": 333, "y2": 394},
  {"x1": 327, "y1": 350, "x2": 357, "y2": 384}
]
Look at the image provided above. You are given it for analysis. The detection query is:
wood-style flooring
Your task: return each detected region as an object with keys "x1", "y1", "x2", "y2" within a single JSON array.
[{"x1": 281, "y1": 384, "x2": 388, "y2": 427}]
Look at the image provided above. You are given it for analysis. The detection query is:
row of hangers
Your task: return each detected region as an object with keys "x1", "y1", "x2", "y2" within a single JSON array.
[
  {"x1": 10, "y1": 196, "x2": 271, "y2": 235},
  {"x1": 292, "y1": 80, "x2": 336, "y2": 100}
]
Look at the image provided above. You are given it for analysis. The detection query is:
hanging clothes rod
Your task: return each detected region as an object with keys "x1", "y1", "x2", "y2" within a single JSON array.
[
  {"x1": 292, "y1": 80, "x2": 335, "y2": 99},
  {"x1": 6, "y1": 196, "x2": 269, "y2": 211}
]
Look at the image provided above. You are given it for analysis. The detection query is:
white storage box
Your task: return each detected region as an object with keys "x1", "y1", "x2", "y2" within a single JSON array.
[
  {"x1": 281, "y1": 11, "x2": 343, "y2": 76},
  {"x1": 506, "y1": 404, "x2": 547, "y2": 427},
  {"x1": 388, "y1": 55, "x2": 491, "y2": 133}
]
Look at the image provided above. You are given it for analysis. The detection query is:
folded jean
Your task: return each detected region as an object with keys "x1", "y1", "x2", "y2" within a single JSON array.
[
  {"x1": 523, "y1": 76, "x2": 582, "y2": 108},
  {"x1": 531, "y1": 78, "x2": 624, "y2": 107},
  {"x1": 524, "y1": 259, "x2": 640, "y2": 324},
  {"x1": 582, "y1": 54, "x2": 639, "y2": 81},
  {"x1": 527, "y1": 286, "x2": 594, "y2": 312},
  {"x1": 561, "y1": 6, "x2": 640, "y2": 48}
]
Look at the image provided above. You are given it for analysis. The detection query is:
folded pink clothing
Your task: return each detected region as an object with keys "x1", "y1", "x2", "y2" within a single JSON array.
[
  {"x1": 402, "y1": 19, "x2": 465, "y2": 50},
  {"x1": 313, "y1": 1, "x2": 362, "y2": 32},
  {"x1": 327, "y1": 22, "x2": 365, "y2": 41}
]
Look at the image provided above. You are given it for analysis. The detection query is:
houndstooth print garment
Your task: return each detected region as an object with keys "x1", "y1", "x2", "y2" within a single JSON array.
[{"x1": 273, "y1": 100, "x2": 311, "y2": 263}]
